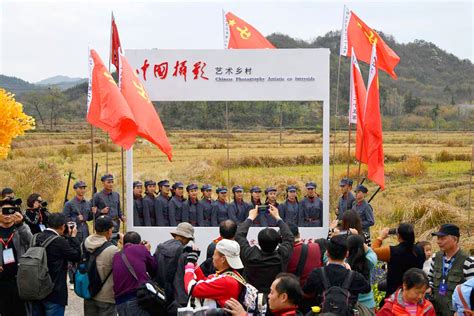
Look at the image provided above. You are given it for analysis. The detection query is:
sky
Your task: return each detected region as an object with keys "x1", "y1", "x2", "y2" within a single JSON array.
[{"x1": 1, "y1": 0, "x2": 472, "y2": 83}]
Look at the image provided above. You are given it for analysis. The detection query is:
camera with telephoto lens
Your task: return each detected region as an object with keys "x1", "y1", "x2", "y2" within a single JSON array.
[{"x1": 388, "y1": 228, "x2": 398, "y2": 235}]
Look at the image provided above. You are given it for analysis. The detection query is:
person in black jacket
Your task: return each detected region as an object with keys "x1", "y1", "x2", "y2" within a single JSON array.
[
  {"x1": 24, "y1": 193, "x2": 50, "y2": 235},
  {"x1": 235, "y1": 204, "x2": 294, "y2": 294},
  {"x1": 32, "y1": 213, "x2": 81, "y2": 316}
]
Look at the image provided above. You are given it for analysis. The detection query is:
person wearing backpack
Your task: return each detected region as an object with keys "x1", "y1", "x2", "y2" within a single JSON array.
[
  {"x1": 83, "y1": 215, "x2": 120, "y2": 316},
  {"x1": 0, "y1": 197, "x2": 32, "y2": 316},
  {"x1": 30, "y1": 212, "x2": 81, "y2": 316},
  {"x1": 153, "y1": 222, "x2": 194, "y2": 311},
  {"x1": 302, "y1": 235, "x2": 371, "y2": 316}
]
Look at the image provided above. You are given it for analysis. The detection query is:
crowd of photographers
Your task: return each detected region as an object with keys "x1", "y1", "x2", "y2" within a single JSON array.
[{"x1": 0, "y1": 175, "x2": 473, "y2": 316}]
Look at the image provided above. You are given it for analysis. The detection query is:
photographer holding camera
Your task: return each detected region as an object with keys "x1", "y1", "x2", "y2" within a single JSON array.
[
  {"x1": 0, "y1": 197, "x2": 32, "y2": 316},
  {"x1": 31, "y1": 212, "x2": 81, "y2": 316},
  {"x1": 373, "y1": 223, "x2": 425, "y2": 299},
  {"x1": 235, "y1": 204, "x2": 294, "y2": 294},
  {"x1": 24, "y1": 193, "x2": 50, "y2": 235}
]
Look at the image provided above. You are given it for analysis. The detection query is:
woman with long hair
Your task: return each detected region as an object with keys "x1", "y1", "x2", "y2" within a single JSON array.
[
  {"x1": 347, "y1": 234, "x2": 377, "y2": 314},
  {"x1": 373, "y1": 223, "x2": 426, "y2": 299}
]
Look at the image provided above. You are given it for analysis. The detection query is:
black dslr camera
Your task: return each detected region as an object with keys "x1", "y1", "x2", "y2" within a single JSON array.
[{"x1": 1, "y1": 197, "x2": 22, "y2": 215}]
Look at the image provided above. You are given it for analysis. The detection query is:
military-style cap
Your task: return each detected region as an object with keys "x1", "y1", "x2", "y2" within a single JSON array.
[
  {"x1": 158, "y1": 179, "x2": 170, "y2": 187},
  {"x1": 339, "y1": 178, "x2": 353, "y2": 186},
  {"x1": 73, "y1": 181, "x2": 87, "y2": 189},
  {"x1": 133, "y1": 181, "x2": 143, "y2": 188},
  {"x1": 172, "y1": 182, "x2": 184, "y2": 189},
  {"x1": 305, "y1": 182, "x2": 317, "y2": 189},
  {"x1": 286, "y1": 185, "x2": 297, "y2": 192},
  {"x1": 250, "y1": 186, "x2": 262, "y2": 193},
  {"x1": 265, "y1": 187, "x2": 277, "y2": 194},
  {"x1": 201, "y1": 184, "x2": 212, "y2": 191},
  {"x1": 216, "y1": 186, "x2": 228, "y2": 194},
  {"x1": 186, "y1": 183, "x2": 198, "y2": 191},
  {"x1": 101, "y1": 174, "x2": 114, "y2": 182},
  {"x1": 355, "y1": 184, "x2": 368, "y2": 193},
  {"x1": 232, "y1": 185, "x2": 244, "y2": 193},
  {"x1": 144, "y1": 180, "x2": 157, "y2": 187}
]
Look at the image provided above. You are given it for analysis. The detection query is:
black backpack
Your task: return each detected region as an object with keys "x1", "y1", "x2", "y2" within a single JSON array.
[
  {"x1": 74, "y1": 241, "x2": 113, "y2": 299},
  {"x1": 320, "y1": 267, "x2": 354, "y2": 316}
]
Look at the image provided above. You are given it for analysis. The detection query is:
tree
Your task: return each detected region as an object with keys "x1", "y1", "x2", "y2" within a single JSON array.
[
  {"x1": 0, "y1": 89, "x2": 35, "y2": 159},
  {"x1": 403, "y1": 92, "x2": 421, "y2": 113}
]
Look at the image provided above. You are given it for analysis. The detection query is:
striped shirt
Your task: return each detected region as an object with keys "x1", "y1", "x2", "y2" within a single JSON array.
[{"x1": 427, "y1": 251, "x2": 474, "y2": 286}]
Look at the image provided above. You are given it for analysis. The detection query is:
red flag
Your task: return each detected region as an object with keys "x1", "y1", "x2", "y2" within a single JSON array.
[
  {"x1": 118, "y1": 53, "x2": 173, "y2": 161},
  {"x1": 111, "y1": 13, "x2": 122, "y2": 69},
  {"x1": 350, "y1": 49, "x2": 368, "y2": 164},
  {"x1": 340, "y1": 6, "x2": 400, "y2": 79},
  {"x1": 363, "y1": 44, "x2": 385, "y2": 189},
  {"x1": 87, "y1": 49, "x2": 137, "y2": 149},
  {"x1": 225, "y1": 12, "x2": 275, "y2": 49}
]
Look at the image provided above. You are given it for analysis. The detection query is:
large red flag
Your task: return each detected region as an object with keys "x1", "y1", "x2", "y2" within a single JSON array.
[
  {"x1": 225, "y1": 12, "x2": 275, "y2": 49},
  {"x1": 87, "y1": 49, "x2": 137, "y2": 149},
  {"x1": 111, "y1": 13, "x2": 122, "y2": 69},
  {"x1": 350, "y1": 48, "x2": 368, "y2": 164},
  {"x1": 340, "y1": 6, "x2": 400, "y2": 80},
  {"x1": 118, "y1": 53, "x2": 173, "y2": 161},
  {"x1": 364, "y1": 44, "x2": 385, "y2": 189}
]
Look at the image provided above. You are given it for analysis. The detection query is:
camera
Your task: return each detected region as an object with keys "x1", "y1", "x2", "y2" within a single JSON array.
[
  {"x1": 338, "y1": 230, "x2": 352, "y2": 236},
  {"x1": 40, "y1": 201, "x2": 48, "y2": 208},
  {"x1": 388, "y1": 228, "x2": 398, "y2": 235},
  {"x1": 257, "y1": 205, "x2": 269, "y2": 213},
  {"x1": 67, "y1": 221, "x2": 76, "y2": 230},
  {"x1": 1, "y1": 206, "x2": 20, "y2": 215},
  {"x1": 0, "y1": 197, "x2": 22, "y2": 207}
]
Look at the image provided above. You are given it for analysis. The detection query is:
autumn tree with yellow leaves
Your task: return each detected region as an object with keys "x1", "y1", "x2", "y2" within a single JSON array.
[{"x1": 0, "y1": 89, "x2": 35, "y2": 159}]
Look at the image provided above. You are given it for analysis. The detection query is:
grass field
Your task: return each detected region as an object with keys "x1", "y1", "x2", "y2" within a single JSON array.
[{"x1": 1, "y1": 124, "x2": 473, "y2": 250}]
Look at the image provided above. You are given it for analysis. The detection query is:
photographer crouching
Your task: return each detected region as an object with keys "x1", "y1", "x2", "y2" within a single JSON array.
[
  {"x1": 0, "y1": 197, "x2": 32, "y2": 316},
  {"x1": 24, "y1": 193, "x2": 50, "y2": 234}
]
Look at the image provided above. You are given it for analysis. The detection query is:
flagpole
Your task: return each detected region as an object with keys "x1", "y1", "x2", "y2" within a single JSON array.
[
  {"x1": 90, "y1": 124, "x2": 94, "y2": 196},
  {"x1": 105, "y1": 11, "x2": 114, "y2": 174},
  {"x1": 346, "y1": 122, "x2": 352, "y2": 177},
  {"x1": 226, "y1": 101, "x2": 230, "y2": 197}
]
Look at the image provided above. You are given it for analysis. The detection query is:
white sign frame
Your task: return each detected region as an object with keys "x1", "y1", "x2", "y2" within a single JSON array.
[{"x1": 124, "y1": 49, "x2": 330, "y2": 261}]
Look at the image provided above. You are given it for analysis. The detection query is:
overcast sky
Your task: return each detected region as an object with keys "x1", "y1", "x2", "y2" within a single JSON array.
[{"x1": 1, "y1": 0, "x2": 472, "y2": 83}]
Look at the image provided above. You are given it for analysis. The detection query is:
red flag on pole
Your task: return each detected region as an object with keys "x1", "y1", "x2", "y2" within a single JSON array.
[
  {"x1": 111, "y1": 13, "x2": 122, "y2": 69},
  {"x1": 118, "y1": 53, "x2": 173, "y2": 161},
  {"x1": 87, "y1": 49, "x2": 137, "y2": 149},
  {"x1": 351, "y1": 48, "x2": 368, "y2": 164},
  {"x1": 364, "y1": 44, "x2": 385, "y2": 189},
  {"x1": 340, "y1": 6, "x2": 400, "y2": 80},
  {"x1": 224, "y1": 11, "x2": 275, "y2": 49}
]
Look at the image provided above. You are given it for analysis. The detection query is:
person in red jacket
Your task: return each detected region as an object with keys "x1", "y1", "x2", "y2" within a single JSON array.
[
  {"x1": 183, "y1": 239, "x2": 244, "y2": 308},
  {"x1": 377, "y1": 268, "x2": 435, "y2": 316}
]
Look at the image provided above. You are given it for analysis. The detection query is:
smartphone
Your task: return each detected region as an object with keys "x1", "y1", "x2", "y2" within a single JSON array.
[
  {"x1": 388, "y1": 228, "x2": 397, "y2": 235},
  {"x1": 257, "y1": 205, "x2": 269, "y2": 213}
]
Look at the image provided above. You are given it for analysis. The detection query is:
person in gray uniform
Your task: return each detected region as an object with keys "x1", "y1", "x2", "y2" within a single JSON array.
[
  {"x1": 142, "y1": 180, "x2": 156, "y2": 226},
  {"x1": 63, "y1": 180, "x2": 95, "y2": 241},
  {"x1": 300, "y1": 182, "x2": 323, "y2": 227},
  {"x1": 264, "y1": 187, "x2": 279, "y2": 227},
  {"x1": 197, "y1": 184, "x2": 214, "y2": 227},
  {"x1": 155, "y1": 179, "x2": 170, "y2": 226},
  {"x1": 248, "y1": 186, "x2": 266, "y2": 227},
  {"x1": 211, "y1": 186, "x2": 230, "y2": 226},
  {"x1": 278, "y1": 185, "x2": 301, "y2": 225},
  {"x1": 169, "y1": 182, "x2": 188, "y2": 226},
  {"x1": 336, "y1": 178, "x2": 355, "y2": 220},
  {"x1": 229, "y1": 185, "x2": 249, "y2": 224},
  {"x1": 351, "y1": 184, "x2": 374, "y2": 235},
  {"x1": 132, "y1": 181, "x2": 144, "y2": 226},
  {"x1": 92, "y1": 174, "x2": 123, "y2": 232},
  {"x1": 184, "y1": 183, "x2": 199, "y2": 226}
]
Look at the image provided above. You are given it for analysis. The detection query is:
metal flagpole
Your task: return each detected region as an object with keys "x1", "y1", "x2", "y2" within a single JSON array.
[
  {"x1": 105, "y1": 12, "x2": 114, "y2": 173},
  {"x1": 226, "y1": 101, "x2": 230, "y2": 194}
]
